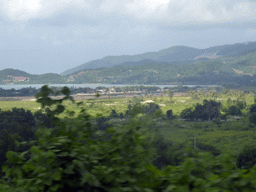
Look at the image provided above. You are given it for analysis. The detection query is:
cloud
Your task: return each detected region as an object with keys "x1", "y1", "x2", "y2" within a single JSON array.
[
  {"x1": 125, "y1": 0, "x2": 256, "y2": 26},
  {"x1": 1, "y1": 0, "x2": 256, "y2": 47},
  {"x1": 1, "y1": 0, "x2": 255, "y2": 27},
  {"x1": 0, "y1": 0, "x2": 90, "y2": 22}
]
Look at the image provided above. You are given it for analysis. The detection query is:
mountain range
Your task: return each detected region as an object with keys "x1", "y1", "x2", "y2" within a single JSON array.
[
  {"x1": 1, "y1": 41, "x2": 256, "y2": 86},
  {"x1": 61, "y1": 41, "x2": 256, "y2": 76}
]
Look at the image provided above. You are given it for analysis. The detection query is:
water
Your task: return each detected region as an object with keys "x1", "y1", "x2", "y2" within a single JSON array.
[{"x1": 0, "y1": 84, "x2": 221, "y2": 90}]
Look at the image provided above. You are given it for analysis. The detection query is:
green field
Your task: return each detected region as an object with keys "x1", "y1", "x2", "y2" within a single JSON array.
[{"x1": 0, "y1": 91, "x2": 255, "y2": 160}]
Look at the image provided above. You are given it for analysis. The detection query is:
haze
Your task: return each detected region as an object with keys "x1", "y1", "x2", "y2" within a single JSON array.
[{"x1": 0, "y1": 0, "x2": 256, "y2": 74}]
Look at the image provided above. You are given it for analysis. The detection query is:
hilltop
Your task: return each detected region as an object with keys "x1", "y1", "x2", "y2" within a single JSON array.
[
  {"x1": 1, "y1": 41, "x2": 256, "y2": 86},
  {"x1": 0, "y1": 69, "x2": 66, "y2": 85},
  {"x1": 64, "y1": 42, "x2": 256, "y2": 85},
  {"x1": 61, "y1": 41, "x2": 256, "y2": 76}
]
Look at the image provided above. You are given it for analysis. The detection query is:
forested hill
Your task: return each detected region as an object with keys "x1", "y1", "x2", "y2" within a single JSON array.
[
  {"x1": 66, "y1": 47, "x2": 256, "y2": 85},
  {"x1": 1, "y1": 41, "x2": 256, "y2": 85},
  {"x1": 61, "y1": 41, "x2": 256, "y2": 76},
  {"x1": 0, "y1": 69, "x2": 66, "y2": 84}
]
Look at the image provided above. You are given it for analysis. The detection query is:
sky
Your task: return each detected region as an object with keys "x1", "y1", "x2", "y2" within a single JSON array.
[{"x1": 0, "y1": 0, "x2": 256, "y2": 75}]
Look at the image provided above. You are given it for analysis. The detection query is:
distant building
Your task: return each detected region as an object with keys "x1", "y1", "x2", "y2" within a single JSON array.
[
  {"x1": 13, "y1": 76, "x2": 29, "y2": 81},
  {"x1": 96, "y1": 90, "x2": 105, "y2": 94},
  {"x1": 108, "y1": 88, "x2": 116, "y2": 93}
]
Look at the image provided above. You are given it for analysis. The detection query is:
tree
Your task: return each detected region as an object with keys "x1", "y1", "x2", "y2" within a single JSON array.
[
  {"x1": 2, "y1": 85, "x2": 157, "y2": 191},
  {"x1": 237, "y1": 145, "x2": 256, "y2": 169},
  {"x1": 167, "y1": 89, "x2": 174, "y2": 101},
  {"x1": 180, "y1": 100, "x2": 221, "y2": 121},
  {"x1": 166, "y1": 110, "x2": 174, "y2": 120},
  {"x1": 109, "y1": 109, "x2": 118, "y2": 118},
  {"x1": 143, "y1": 103, "x2": 161, "y2": 115},
  {"x1": 249, "y1": 113, "x2": 256, "y2": 125},
  {"x1": 180, "y1": 108, "x2": 194, "y2": 121},
  {"x1": 201, "y1": 100, "x2": 221, "y2": 121},
  {"x1": 249, "y1": 104, "x2": 256, "y2": 113},
  {"x1": 228, "y1": 106, "x2": 242, "y2": 116}
]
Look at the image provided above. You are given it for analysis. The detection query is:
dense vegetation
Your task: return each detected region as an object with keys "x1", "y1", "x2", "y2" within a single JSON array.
[
  {"x1": 0, "y1": 107, "x2": 52, "y2": 175},
  {"x1": 0, "y1": 86, "x2": 256, "y2": 191}
]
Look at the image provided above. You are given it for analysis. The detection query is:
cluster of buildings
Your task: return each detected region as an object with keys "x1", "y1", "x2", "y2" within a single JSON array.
[{"x1": 3, "y1": 75, "x2": 30, "y2": 83}]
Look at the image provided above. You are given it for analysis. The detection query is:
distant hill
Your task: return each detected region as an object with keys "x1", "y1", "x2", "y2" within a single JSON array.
[
  {"x1": 2, "y1": 41, "x2": 256, "y2": 86},
  {"x1": 65, "y1": 47, "x2": 256, "y2": 85},
  {"x1": 61, "y1": 41, "x2": 256, "y2": 76},
  {"x1": 0, "y1": 69, "x2": 66, "y2": 84},
  {"x1": 61, "y1": 46, "x2": 202, "y2": 75},
  {"x1": 0, "y1": 68, "x2": 31, "y2": 78}
]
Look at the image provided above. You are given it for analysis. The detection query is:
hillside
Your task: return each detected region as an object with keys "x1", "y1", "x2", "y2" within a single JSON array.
[
  {"x1": 65, "y1": 48, "x2": 256, "y2": 85},
  {"x1": 1, "y1": 41, "x2": 256, "y2": 85},
  {"x1": 0, "y1": 69, "x2": 66, "y2": 84},
  {"x1": 61, "y1": 41, "x2": 256, "y2": 76}
]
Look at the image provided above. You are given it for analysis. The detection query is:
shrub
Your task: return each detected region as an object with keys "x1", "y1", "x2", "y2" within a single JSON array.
[
  {"x1": 180, "y1": 100, "x2": 221, "y2": 121},
  {"x1": 143, "y1": 103, "x2": 161, "y2": 115},
  {"x1": 250, "y1": 104, "x2": 256, "y2": 113},
  {"x1": 228, "y1": 106, "x2": 242, "y2": 116},
  {"x1": 166, "y1": 110, "x2": 174, "y2": 120},
  {"x1": 1, "y1": 86, "x2": 157, "y2": 191},
  {"x1": 237, "y1": 145, "x2": 256, "y2": 169},
  {"x1": 196, "y1": 142, "x2": 221, "y2": 156},
  {"x1": 249, "y1": 112, "x2": 256, "y2": 125},
  {"x1": 152, "y1": 134, "x2": 184, "y2": 169},
  {"x1": 180, "y1": 108, "x2": 194, "y2": 121}
]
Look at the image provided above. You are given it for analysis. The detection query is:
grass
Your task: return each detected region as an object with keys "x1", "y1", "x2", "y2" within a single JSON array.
[{"x1": 0, "y1": 100, "x2": 41, "y2": 113}]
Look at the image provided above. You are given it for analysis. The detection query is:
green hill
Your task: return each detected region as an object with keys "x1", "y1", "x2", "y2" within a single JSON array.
[
  {"x1": 61, "y1": 46, "x2": 203, "y2": 75},
  {"x1": 0, "y1": 69, "x2": 66, "y2": 84},
  {"x1": 61, "y1": 41, "x2": 256, "y2": 76},
  {"x1": 66, "y1": 48, "x2": 256, "y2": 85},
  {"x1": 0, "y1": 68, "x2": 31, "y2": 78}
]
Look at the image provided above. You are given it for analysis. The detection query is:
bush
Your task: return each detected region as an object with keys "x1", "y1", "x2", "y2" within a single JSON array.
[
  {"x1": 237, "y1": 145, "x2": 256, "y2": 169},
  {"x1": 250, "y1": 104, "x2": 256, "y2": 113},
  {"x1": 196, "y1": 142, "x2": 221, "y2": 156},
  {"x1": 180, "y1": 100, "x2": 221, "y2": 121},
  {"x1": 166, "y1": 110, "x2": 174, "y2": 120},
  {"x1": 180, "y1": 108, "x2": 194, "y2": 121},
  {"x1": 228, "y1": 106, "x2": 242, "y2": 116},
  {"x1": 109, "y1": 109, "x2": 118, "y2": 118},
  {"x1": 152, "y1": 134, "x2": 184, "y2": 169},
  {"x1": 143, "y1": 103, "x2": 161, "y2": 115},
  {"x1": 249, "y1": 112, "x2": 256, "y2": 125},
  {"x1": 1, "y1": 86, "x2": 157, "y2": 191},
  {"x1": 95, "y1": 116, "x2": 110, "y2": 131}
]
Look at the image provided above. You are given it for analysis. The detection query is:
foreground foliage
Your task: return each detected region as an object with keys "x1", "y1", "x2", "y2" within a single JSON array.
[{"x1": 1, "y1": 86, "x2": 256, "y2": 191}]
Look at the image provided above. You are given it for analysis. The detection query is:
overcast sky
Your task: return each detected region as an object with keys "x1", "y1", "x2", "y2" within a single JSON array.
[{"x1": 0, "y1": 0, "x2": 256, "y2": 74}]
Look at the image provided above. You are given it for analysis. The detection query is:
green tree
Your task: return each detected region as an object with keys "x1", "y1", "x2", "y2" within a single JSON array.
[
  {"x1": 167, "y1": 89, "x2": 174, "y2": 101},
  {"x1": 166, "y1": 110, "x2": 174, "y2": 120},
  {"x1": 249, "y1": 113, "x2": 256, "y2": 125},
  {"x1": 228, "y1": 106, "x2": 242, "y2": 116}
]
